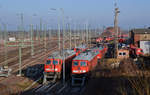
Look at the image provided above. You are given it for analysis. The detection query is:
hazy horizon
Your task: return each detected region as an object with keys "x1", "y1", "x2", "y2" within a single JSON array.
[{"x1": 0, "y1": 0, "x2": 150, "y2": 30}]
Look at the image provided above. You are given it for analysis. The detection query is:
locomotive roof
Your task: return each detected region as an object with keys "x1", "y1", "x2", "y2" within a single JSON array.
[
  {"x1": 73, "y1": 49, "x2": 99, "y2": 61},
  {"x1": 92, "y1": 46, "x2": 104, "y2": 51},
  {"x1": 48, "y1": 49, "x2": 76, "y2": 60},
  {"x1": 75, "y1": 44, "x2": 87, "y2": 49}
]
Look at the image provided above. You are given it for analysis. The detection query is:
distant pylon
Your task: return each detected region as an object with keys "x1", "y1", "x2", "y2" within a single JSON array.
[{"x1": 114, "y1": 0, "x2": 120, "y2": 58}]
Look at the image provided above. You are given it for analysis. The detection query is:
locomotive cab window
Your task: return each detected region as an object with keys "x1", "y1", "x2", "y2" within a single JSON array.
[
  {"x1": 73, "y1": 61, "x2": 78, "y2": 66},
  {"x1": 76, "y1": 48, "x2": 80, "y2": 52},
  {"x1": 53, "y1": 60, "x2": 58, "y2": 65},
  {"x1": 123, "y1": 52, "x2": 126, "y2": 55},
  {"x1": 80, "y1": 62, "x2": 86, "y2": 66},
  {"x1": 46, "y1": 60, "x2": 51, "y2": 64},
  {"x1": 59, "y1": 60, "x2": 61, "y2": 64},
  {"x1": 119, "y1": 53, "x2": 122, "y2": 55}
]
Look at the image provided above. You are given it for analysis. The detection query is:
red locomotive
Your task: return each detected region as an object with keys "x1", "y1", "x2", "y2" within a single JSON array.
[
  {"x1": 96, "y1": 37, "x2": 103, "y2": 43},
  {"x1": 74, "y1": 44, "x2": 88, "y2": 55},
  {"x1": 129, "y1": 44, "x2": 144, "y2": 58},
  {"x1": 71, "y1": 49, "x2": 100, "y2": 86},
  {"x1": 92, "y1": 46, "x2": 108, "y2": 62},
  {"x1": 43, "y1": 49, "x2": 77, "y2": 84},
  {"x1": 105, "y1": 36, "x2": 114, "y2": 42}
]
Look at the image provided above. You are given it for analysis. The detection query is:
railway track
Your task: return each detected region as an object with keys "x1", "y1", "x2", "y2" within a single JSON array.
[
  {"x1": 0, "y1": 42, "x2": 56, "y2": 66},
  {"x1": 0, "y1": 43, "x2": 45, "y2": 62},
  {"x1": 0, "y1": 40, "x2": 57, "y2": 64},
  {"x1": 27, "y1": 77, "x2": 86, "y2": 95},
  {"x1": 56, "y1": 80, "x2": 86, "y2": 95},
  {"x1": 33, "y1": 81, "x2": 61, "y2": 94},
  {"x1": 30, "y1": 79, "x2": 86, "y2": 95},
  {"x1": 0, "y1": 44, "x2": 58, "y2": 82},
  {"x1": 11, "y1": 45, "x2": 58, "y2": 73},
  {"x1": 0, "y1": 40, "x2": 83, "y2": 94},
  {"x1": 0, "y1": 44, "x2": 40, "y2": 63}
]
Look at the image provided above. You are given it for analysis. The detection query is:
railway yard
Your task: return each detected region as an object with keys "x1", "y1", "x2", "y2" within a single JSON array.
[
  {"x1": 0, "y1": 1, "x2": 150, "y2": 95},
  {"x1": 0, "y1": 31, "x2": 150, "y2": 95}
]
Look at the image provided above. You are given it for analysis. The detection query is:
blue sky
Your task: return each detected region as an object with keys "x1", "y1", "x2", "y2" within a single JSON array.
[{"x1": 0, "y1": 0, "x2": 150, "y2": 30}]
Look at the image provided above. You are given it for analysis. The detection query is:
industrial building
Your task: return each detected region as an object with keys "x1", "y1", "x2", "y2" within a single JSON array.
[{"x1": 130, "y1": 28, "x2": 150, "y2": 54}]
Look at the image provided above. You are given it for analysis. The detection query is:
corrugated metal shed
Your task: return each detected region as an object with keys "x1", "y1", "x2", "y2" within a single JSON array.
[{"x1": 140, "y1": 41, "x2": 150, "y2": 54}]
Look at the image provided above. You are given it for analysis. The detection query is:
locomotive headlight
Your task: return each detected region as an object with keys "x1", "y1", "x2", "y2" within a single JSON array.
[
  {"x1": 73, "y1": 70, "x2": 78, "y2": 73},
  {"x1": 82, "y1": 70, "x2": 86, "y2": 73},
  {"x1": 55, "y1": 68, "x2": 58, "y2": 71},
  {"x1": 46, "y1": 68, "x2": 50, "y2": 71}
]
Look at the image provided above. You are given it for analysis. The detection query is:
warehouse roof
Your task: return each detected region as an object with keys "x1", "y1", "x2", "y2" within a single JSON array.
[{"x1": 132, "y1": 29, "x2": 150, "y2": 34}]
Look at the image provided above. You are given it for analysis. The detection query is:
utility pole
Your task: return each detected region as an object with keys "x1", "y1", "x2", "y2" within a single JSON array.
[
  {"x1": 4, "y1": 24, "x2": 8, "y2": 66},
  {"x1": 58, "y1": 23, "x2": 61, "y2": 51},
  {"x1": 60, "y1": 8, "x2": 66, "y2": 85},
  {"x1": 49, "y1": 28, "x2": 51, "y2": 40},
  {"x1": 44, "y1": 24, "x2": 47, "y2": 52},
  {"x1": 86, "y1": 23, "x2": 89, "y2": 47},
  {"x1": 81, "y1": 25, "x2": 84, "y2": 44},
  {"x1": 114, "y1": 2, "x2": 120, "y2": 58},
  {"x1": 36, "y1": 25, "x2": 39, "y2": 41},
  {"x1": 84, "y1": 24, "x2": 86, "y2": 44},
  {"x1": 69, "y1": 23, "x2": 72, "y2": 49},
  {"x1": 20, "y1": 13, "x2": 24, "y2": 39},
  {"x1": 6, "y1": 26, "x2": 31, "y2": 76},
  {"x1": 40, "y1": 18, "x2": 42, "y2": 44},
  {"x1": 89, "y1": 29, "x2": 91, "y2": 48},
  {"x1": 77, "y1": 27, "x2": 80, "y2": 46},
  {"x1": 74, "y1": 24, "x2": 77, "y2": 48},
  {"x1": 0, "y1": 25, "x2": 2, "y2": 41},
  {"x1": 30, "y1": 24, "x2": 34, "y2": 57}
]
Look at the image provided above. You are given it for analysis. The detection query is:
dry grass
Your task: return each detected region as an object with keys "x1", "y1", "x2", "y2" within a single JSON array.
[{"x1": 119, "y1": 58, "x2": 150, "y2": 95}]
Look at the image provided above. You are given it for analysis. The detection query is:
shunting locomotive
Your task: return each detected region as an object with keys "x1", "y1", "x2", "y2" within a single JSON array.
[
  {"x1": 71, "y1": 45, "x2": 107, "y2": 86},
  {"x1": 71, "y1": 49, "x2": 99, "y2": 86},
  {"x1": 73, "y1": 44, "x2": 87, "y2": 55},
  {"x1": 43, "y1": 49, "x2": 77, "y2": 84}
]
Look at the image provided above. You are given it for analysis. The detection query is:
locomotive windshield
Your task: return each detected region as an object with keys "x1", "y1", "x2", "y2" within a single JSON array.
[
  {"x1": 53, "y1": 60, "x2": 58, "y2": 65},
  {"x1": 46, "y1": 60, "x2": 51, "y2": 64},
  {"x1": 73, "y1": 61, "x2": 78, "y2": 66},
  {"x1": 80, "y1": 62, "x2": 86, "y2": 66}
]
